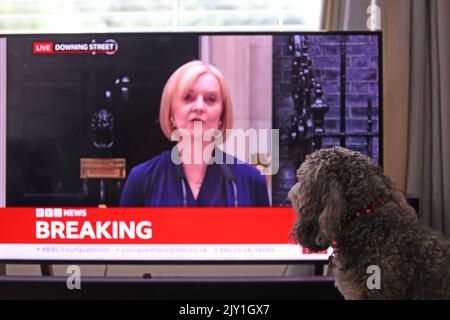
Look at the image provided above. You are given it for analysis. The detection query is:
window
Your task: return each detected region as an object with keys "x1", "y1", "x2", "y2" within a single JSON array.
[{"x1": 0, "y1": 0, "x2": 324, "y2": 33}]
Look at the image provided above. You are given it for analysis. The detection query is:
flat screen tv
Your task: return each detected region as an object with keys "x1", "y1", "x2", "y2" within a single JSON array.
[{"x1": 0, "y1": 31, "x2": 382, "y2": 263}]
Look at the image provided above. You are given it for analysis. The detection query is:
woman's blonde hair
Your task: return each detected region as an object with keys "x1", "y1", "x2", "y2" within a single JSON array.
[{"x1": 159, "y1": 60, "x2": 233, "y2": 139}]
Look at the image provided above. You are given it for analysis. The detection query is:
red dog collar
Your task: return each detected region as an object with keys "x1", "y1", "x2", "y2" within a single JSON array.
[{"x1": 345, "y1": 196, "x2": 385, "y2": 226}]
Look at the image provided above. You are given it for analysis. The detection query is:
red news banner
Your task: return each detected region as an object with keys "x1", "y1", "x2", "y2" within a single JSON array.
[{"x1": 0, "y1": 207, "x2": 297, "y2": 245}]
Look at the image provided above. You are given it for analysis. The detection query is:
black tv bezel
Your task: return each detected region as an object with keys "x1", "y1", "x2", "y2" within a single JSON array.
[{"x1": 0, "y1": 30, "x2": 383, "y2": 265}]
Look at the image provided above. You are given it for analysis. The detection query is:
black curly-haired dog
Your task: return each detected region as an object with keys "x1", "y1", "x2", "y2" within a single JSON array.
[{"x1": 288, "y1": 146, "x2": 450, "y2": 299}]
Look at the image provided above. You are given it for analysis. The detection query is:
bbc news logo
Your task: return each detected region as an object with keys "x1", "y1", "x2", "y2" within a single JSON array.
[
  {"x1": 36, "y1": 208, "x2": 62, "y2": 218},
  {"x1": 35, "y1": 208, "x2": 87, "y2": 218}
]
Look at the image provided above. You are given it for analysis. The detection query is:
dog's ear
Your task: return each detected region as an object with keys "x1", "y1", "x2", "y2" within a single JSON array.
[
  {"x1": 288, "y1": 182, "x2": 301, "y2": 215},
  {"x1": 316, "y1": 178, "x2": 346, "y2": 246}
]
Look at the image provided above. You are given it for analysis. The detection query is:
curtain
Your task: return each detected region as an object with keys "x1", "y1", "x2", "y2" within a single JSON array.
[
  {"x1": 406, "y1": 0, "x2": 450, "y2": 236},
  {"x1": 321, "y1": 0, "x2": 368, "y2": 30}
]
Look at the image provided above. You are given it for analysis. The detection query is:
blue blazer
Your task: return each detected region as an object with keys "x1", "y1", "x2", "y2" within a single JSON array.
[{"x1": 119, "y1": 150, "x2": 270, "y2": 207}]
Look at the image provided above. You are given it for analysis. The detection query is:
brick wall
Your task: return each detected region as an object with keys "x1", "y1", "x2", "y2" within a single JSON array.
[{"x1": 272, "y1": 34, "x2": 380, "y2": 206}]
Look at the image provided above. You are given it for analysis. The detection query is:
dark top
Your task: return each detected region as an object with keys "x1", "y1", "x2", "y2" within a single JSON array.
[{"x1": 119, "y1": 150, "x2": 270, "y2": 207}]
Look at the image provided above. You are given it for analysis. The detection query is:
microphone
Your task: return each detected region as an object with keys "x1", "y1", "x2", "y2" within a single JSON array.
[
  {"x1": 220, "y1": 164, "x2": 235, "y2": 182},
  {"x1": 174, "y1": 163, "x2": 186, "y2": 179},
  {"x1": 221, "y1": 165, "x2": 238, "y2": 207},
  {"x1": 174, "y1": 164, "x2": 188, "y2": 207}
]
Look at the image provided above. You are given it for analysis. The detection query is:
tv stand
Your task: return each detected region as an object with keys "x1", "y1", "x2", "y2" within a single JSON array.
[{"x1": 0, "y1": 275, "x2": 342, "y2": 299}]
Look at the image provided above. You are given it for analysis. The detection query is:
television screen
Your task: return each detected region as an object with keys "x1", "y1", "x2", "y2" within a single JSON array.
[{"x1": 0, "y1": 32, "x2": 382, "y2": 262}]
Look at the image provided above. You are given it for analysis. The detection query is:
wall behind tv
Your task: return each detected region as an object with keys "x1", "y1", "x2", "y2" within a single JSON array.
[{"x1": 272, "y1": 34, "x2": 380, "y2": 206}]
